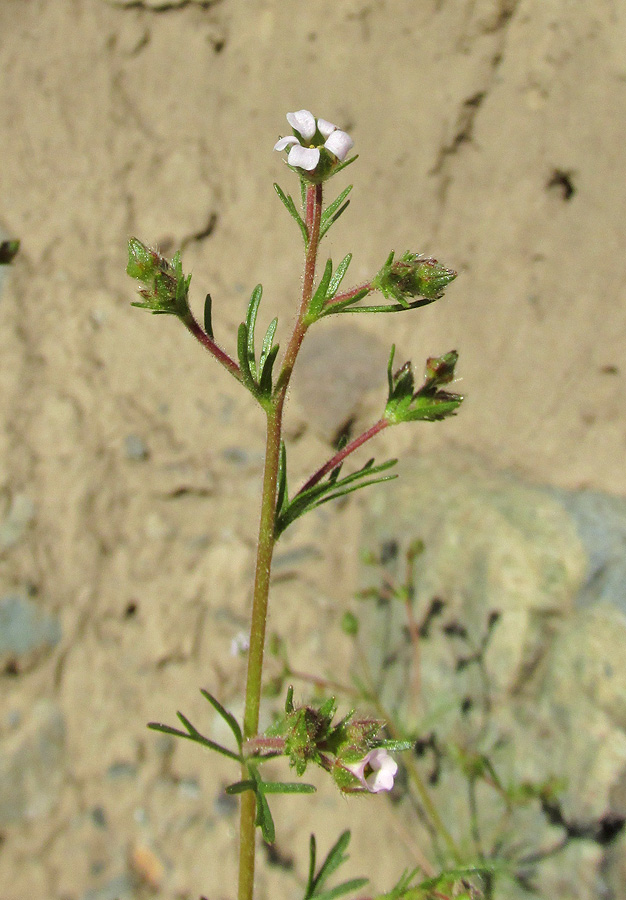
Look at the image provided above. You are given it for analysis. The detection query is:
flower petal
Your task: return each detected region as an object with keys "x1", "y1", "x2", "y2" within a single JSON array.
[
  {"x1": 286, "y1": 110, "x2": 316, "y2": 141},
  {"x1": 324, "y1": 129, "x2": 354, "y2": 161},
  {"x1": 288, "y1": 145, "x2": 320, "y2": 171},
  {"x1": 364, "y1": 748, "x2": 397, "y2": 793},
  {"x1": 317, "y1": 117, "x2": 337, "y2": 139},
  {"x1": 274, "y1": 136, "x2": 300, "y2": 152}
]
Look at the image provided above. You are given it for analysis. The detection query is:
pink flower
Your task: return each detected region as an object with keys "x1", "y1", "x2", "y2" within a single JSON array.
[
  {"x1": 274, "y1": 109, "x2": 354, "y2": 172},
  {"x1": 344, "y1": 748, "x2": 398, "y2": 793}
]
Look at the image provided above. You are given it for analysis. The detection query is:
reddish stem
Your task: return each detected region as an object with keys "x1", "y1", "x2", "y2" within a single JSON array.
[
  {"x1": 324, "y1": 281, "x2": 372, "y2": 310},
  {"x1": 244, "y1": 735, "x2": 286, "y2": 758},
  {"x1": 296, "y1": 418, "x2": 389, "y2": 496},
  {"x1": 183, "y1": 312, "x2": 242, "y2": 381},
  {"x1": 273, "y1": 183, "x2": 323, "y2": 397}
]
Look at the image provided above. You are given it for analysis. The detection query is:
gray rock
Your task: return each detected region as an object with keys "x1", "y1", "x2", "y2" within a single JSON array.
[
  {"x1": 0, "y1": 700, "x2": 66, "y2": 825},
  {"x1": 81, "y1": 874, "x2": 134, "y2": 900},
  {"x1": 0, "y1": 593, "x2": 62, "y2": 670},
  {"x1": 549, "y1": 488, "x2": 626, "y2": 613},
  {"x1": 357, "y1": 449, "x2": 626, "y2": 898},
  {"x1": 360, "y1": 448, "x2": 587, "y2": 719}
]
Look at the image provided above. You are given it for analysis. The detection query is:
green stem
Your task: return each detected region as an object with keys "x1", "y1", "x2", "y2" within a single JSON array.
[{"x1": 237, "y1": 181, "x2": 323, "y2": 900}]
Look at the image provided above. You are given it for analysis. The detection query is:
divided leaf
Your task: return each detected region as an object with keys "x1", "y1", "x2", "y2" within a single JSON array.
[
  {"x1": 147, "y1": 719, "x2": 241, "y2": 763},
  {"x1": 275, "y1": 444, "x2": 397, "y2": 538}
]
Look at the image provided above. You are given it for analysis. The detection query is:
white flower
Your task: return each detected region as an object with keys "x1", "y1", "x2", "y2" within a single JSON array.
[
  {"x1": 274, "y1": 109, "x2": 354, "y2": 172},
  {"x1": 344, "y1": 747, "x2": 398, "y2": 793}
]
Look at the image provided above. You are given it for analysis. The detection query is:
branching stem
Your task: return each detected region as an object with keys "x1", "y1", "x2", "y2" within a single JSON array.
[{"x1": 238, "y1": 182, "x2": 323, "y2": 900}]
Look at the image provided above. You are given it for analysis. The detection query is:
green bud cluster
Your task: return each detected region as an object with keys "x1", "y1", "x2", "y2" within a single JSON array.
[
  {"x1": 384, "y1": 346, "x2": 463, "y2": 425},
  {"x1": 373, "y1": 251, "x2": 457, "y2": 307},
  {"x1": 127, "y1": 237, "x2": 191, "y2": 317},
  {"x1": 265, "y1": 691, "x2": 408, "y2": 791}
]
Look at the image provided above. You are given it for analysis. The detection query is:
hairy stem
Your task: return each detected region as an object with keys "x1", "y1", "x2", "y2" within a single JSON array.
[
  {"x1": 238, "y1": 181, "x2": 323, "y2": 900},
  {"x1": 296, "y1": 418, "x2": 389, "y2": 495},
  {"x1": 183, "y1": 311, "x2": 242, "y2": 381}
]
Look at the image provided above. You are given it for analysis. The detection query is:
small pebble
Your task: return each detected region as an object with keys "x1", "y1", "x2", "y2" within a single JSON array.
[
  {"x1": 130, "y1": 842, "x2": 166, "y2": 890},
  {"x1": 124, "y1": 434, "x2": 149, "y2": 461}
]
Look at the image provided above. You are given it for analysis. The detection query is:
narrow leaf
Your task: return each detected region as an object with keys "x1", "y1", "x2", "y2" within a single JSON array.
[
  {"x1": 237, "y1": 322, "x2": 258, "y2": 395},
  {"x1": 257, "y1": 781, "x2": 316, "y2": 794},
  {"x1": 176, "y1": 710, "x2": 201, "y2": 735},
  {"x1": 259, "y1": 317, "x2": 278, "y2": 371},
  {"x1": 276, "y1": 459, "x2": 398, "y2": 537},
  {"x1": 259, "y1": 343, "x2": 280, "y2": 398},
  {"x1": 387, "y1": 345, "x2": 396, "y2": 399},
  {"x1": 321, "y1": 185, "x2": 353, "y2": 225},
  {"x1": 332, "y1": 296, "x2": 439, "y2": 314},
  {"x1": 307, "y1": 835, "x2": 317, "y2": 898},
  {"x1": 331, "y1": 155, "x2": 358, "y2": 177},
  {"x1": 274, "y1": 183, "x2": 308, "y2": 244},
  {"x1": 320, "y1": 287, "x2": 371, "y2": 317},
  {"x1": 245, "y1": 284, "x2": 263, "y2": 380},
  {"x1": 312, "y1": 878, "x2": 369, "y2": 900},
  {"x1": 256, "y1": 789, "x2": 276, "y2": 843},
  {"x1": 319, "y1": 202, "x2": 350, "y2": 241},
  {"x1": 276, "y1": 441, "x2": 289, "y2": 521},
  {"x1": 225, "y1": 779, "x2": 256, "y2": 795},
  {"x1": 200, "y1": 688, "x2": 243, "y2": 750},
  {"x1": 327, "y1": 253, "x2": 352, "y2": 299},
  {"x1": 313, "y1": 830, "x2": 351, "y2": 895},
  {"x1": 147, "y1": 722, "x2": 241, "y2": 762},
  {"x1": 377, "y1": 739, "x2": 413, "y2": 752},
  {"x1": 203, "y1": 293, "x2": 214, "y2": 339},
  {"x1": 312, "y1": 473, "x2": 398, "y2": 508},
  {"x1": 308, "y1": 258, "x2": 334, "y2": 321}
]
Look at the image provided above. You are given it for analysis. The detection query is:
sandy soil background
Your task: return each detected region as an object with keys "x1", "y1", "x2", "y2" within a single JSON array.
[{"x1": 1, "y1": 0, "x2": 625, "y2": 898}]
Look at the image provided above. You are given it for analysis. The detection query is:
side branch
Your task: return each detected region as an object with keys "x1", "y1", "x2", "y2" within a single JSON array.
[
  {"x1": 183, "y1": 312, "x2": 243, "y2": 382},
  {"x1": 296, "y1": 418, "x2": 389, "y2": 496}
]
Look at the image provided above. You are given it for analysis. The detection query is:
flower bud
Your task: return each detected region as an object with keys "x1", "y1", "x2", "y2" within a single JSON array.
[
  {"x1": 127, "y1": 238, "x2": 191, "y2": 317},
  {"x1": 373, "y1": 251, "x2": 457, "y2": 306}
]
